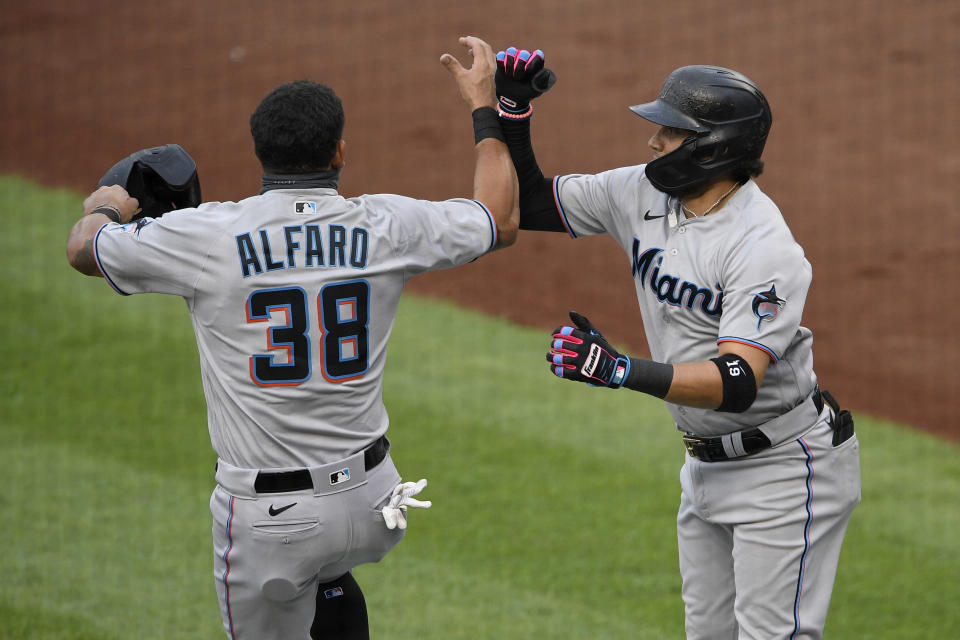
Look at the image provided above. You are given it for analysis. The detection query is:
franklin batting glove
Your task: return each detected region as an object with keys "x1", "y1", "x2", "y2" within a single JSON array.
[
  {"x1": 381, "y1": 479, "x2": 432, "y2": 530},
  {"x1": 547, "y1": 311, "x2": 630, "y2": 389},
  {"x1": 495, "y1": 46, "x2": 557, "y2": 115}
]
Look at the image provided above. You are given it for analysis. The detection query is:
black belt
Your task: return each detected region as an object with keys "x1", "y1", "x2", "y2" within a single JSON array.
[
  {"x1": 253, "y1": 435, "x2": 390, "y2": 494},
  {"x1": 683, "y1": 387, "x2": 824, "y2": 462}
]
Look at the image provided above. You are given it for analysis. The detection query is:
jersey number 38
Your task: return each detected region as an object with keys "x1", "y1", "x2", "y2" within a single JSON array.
[{"x1": 245, "y1": 280, "x2": 370, "y2": 386}]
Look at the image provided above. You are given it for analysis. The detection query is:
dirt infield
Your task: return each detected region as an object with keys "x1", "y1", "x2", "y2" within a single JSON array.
[{"x1": 4, "y1": 1, "x2": 957, "y2": 439}]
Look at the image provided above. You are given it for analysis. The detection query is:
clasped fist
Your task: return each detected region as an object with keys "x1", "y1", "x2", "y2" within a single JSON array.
[
  {"x1": 548, "y1": 311, "x2": 629, "y2": 389},
  {"x1": 82, "y1": 185, "x2": 140, "y2": 223},
  {"x1": 495, "y1": 46, "x2": 557, "y2": 114}
]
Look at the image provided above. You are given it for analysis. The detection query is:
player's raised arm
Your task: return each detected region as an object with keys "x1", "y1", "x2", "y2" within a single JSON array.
[
  {"x1": 66, "y1": 185, "x2": 140, "y2": 276},
  {"x1": 493, "y1": 46, "x2": 565, "y2": 232},
  {"x1": 441, "y1": 36, "x2": 518, "y2": 248}
]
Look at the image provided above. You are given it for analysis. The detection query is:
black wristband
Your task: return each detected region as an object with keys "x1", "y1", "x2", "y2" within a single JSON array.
[
  {"x1": 622, "y1": 357, "x2": 674, "y2": 398},
  {"x1": 472, "y1": 106, "x2": 506, "y2": 145},
  {"x1": 90, "y1": 205, "x2": 121, "y2": 223}
]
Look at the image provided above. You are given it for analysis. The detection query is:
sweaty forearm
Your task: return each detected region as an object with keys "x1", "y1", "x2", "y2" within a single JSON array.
[{"x1": 499, "y1": 116, "x2": 566, "y2": 232}]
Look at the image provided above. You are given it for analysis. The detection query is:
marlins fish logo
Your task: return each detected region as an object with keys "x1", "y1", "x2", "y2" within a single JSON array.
[
  {"x1": 114, "y1": 217, "x2": 154, "y2": 236},
  {"x1": 752, "y1": 284, "x2": 785, "y2": 328}
]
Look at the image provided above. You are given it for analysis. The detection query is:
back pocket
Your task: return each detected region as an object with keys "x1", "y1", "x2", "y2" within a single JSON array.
[{"x1": 251, "y1": 519, "x2": 322, "y2": 537}]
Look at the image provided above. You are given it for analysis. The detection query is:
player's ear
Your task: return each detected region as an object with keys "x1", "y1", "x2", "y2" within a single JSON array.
[{"x1": 330, "y1": 139, "x2": 346, "y2": 170}]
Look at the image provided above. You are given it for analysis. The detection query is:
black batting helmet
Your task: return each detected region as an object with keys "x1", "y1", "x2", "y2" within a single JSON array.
[
  {"x1": 98, "y1": 144, "x2": 202, "y2": 219},
  {"x1": 629, "y1": 65, "x2": 772, "y2": 196}
]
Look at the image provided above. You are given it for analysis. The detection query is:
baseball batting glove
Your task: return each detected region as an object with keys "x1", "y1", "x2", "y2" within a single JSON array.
[
  {"x1": 548, "y1": 311, "x2": 631, "y2": 389},
  {"x1": 495, "y1": 46, "x2": 557, "y2": 116},
  {"x1": 381, "y1": 478, "x2": 432, "y2": 530}
]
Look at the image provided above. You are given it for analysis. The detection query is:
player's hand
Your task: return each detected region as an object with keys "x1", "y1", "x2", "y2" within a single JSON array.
[
  {"x1": 440, "y1": 36, "x2": 498, "y2": 112},
  {"x1": 495, "y1": 46, "x2": 557, "y2": 114},
  {"x1": 82, "y1": 185, "x2": 140, "y2": 223},
  {"x1": 547, "y1": 311, "x2": 630, "y2": 389},
  {"x1": 381, "y1": 478, "x2": 432, "y2": 530}
]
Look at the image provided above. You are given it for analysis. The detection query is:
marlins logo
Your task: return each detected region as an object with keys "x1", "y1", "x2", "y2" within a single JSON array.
[
  {"x1": 752, "y1": 284, "x2": 786, "y2": 328},
  {"x1": 114, "y1": 218, "x2": 154, "y2": 236}
]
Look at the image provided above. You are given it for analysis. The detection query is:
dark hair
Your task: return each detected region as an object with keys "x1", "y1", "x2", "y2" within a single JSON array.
[
  {"x1": 250, "y1": 81, "x2": 344, "y2": 173},
  {"x1": 732, "y1": 158, "x2": 764, "y2": 183},
  {"x1": 670, "y1": 157, "x2": 766, "y2": 200}
]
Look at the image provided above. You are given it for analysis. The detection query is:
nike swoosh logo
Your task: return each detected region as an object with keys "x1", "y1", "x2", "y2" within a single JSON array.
[
  {"x1": 268, "y1": 502, "x2": 297, "y2": 516},
  {"x1": 644, "y1": 210, "x2": 666, "y2": 221}
]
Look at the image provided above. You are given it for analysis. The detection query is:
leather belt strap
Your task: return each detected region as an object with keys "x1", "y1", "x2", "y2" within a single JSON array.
[
  {"x1": 253, "y1": 435, "x2": 389, "y2": 494},
  {"x1": 683, "y1": 388, "x2": 823, "y2": 462}
]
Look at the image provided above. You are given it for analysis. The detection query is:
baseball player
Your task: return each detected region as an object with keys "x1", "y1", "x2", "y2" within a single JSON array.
[
  {"x1": 65, "y1": 36, "x2": 517, "y2": 640},
  {"x1": 493, "y1": 48, "x2": 860, "y2": 639}
]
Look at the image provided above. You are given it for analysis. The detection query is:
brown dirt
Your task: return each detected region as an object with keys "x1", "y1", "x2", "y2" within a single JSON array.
[{"x1": 4, "y1": 0, "x2": 958, "y2": 439}]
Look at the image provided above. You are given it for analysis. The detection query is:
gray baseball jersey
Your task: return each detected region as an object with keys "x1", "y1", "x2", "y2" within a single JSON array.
[
  {"x1": 94, "y1": 186, "x2": 497, "y2": 639},
  {"x1": 93, "y1": 188, "x2": 497, "y2": 468},
  {"x1": 551, "y1": 164, "x2": 859, "y2": 638},
  {"x1": 553, "y1": 166, "x2": 817, "y2": 437}
]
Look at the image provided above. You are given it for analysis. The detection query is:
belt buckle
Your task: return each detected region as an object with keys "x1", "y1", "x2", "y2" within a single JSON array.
[{"x1": 682, "y1": 435, "x2": 702, "y2": 459}]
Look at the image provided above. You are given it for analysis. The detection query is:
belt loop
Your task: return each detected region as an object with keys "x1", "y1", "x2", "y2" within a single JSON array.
[{"x1": 720, "y1": 432, "x2": 748, "y2": 458}]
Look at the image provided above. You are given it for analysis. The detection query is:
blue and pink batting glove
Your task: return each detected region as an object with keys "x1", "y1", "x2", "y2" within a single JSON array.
[
  {"x1": 495, "y1": 46, "x2": 556, "y2": 115},
  {"x1": 547, "y1": 311, "x2": 630, "y2": 389}
]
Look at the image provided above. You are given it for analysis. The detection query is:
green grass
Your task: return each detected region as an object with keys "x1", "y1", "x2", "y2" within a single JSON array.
[{"x1": 1, "y1": 175, "x2": 958, "y2": 638}]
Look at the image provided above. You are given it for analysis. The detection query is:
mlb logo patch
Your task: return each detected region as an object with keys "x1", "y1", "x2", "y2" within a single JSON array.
[
  {"x1": 613, "y1": 364, "x2": 626, "y2": 385},
  {"x1": 295, "y1": 201, "x2": 316, "y2": 214},
  {"x1": 323, "y1": 586, "x2": 344, "y2": 599},
  {"x1": 330, "y1": 468, "x2": 350, "y2": 485}
]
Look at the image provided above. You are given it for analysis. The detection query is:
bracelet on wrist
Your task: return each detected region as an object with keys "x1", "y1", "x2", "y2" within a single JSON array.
[
  {"x1": 90, "y1": 205, "x2": 122, "y2": 223},
  {"x1": 472, "y1": 106, "x2": 506, "y2": 144},
  {"x1": 497, "y1": 104, "x2": 533, "y2": 121}
]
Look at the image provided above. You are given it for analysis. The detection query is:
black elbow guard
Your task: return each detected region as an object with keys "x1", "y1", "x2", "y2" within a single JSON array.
[{"x1": 711, "y1": 353, "x2": 757, "y2": 413}]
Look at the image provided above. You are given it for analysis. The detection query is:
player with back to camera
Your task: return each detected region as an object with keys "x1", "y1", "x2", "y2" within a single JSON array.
[
  {"x1": 492, "y1": 47, "x2": 860, "y2": 639},
  {"x1": 65, "y1": 36, "x2": 517, "y2": 640}
]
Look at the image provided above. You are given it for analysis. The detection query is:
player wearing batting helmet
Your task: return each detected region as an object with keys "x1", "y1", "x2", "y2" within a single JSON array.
[
  {"x1": 493, "y1": 47, "x2": 859, "y2": 638},
  {"x1": 66, "y1": 36, "x2": 518, "y2": 640}
]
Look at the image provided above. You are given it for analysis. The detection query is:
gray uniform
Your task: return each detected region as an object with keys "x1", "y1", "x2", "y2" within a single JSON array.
[
  {"x1": 93, "y1": 187, "x2": 497, "y2": 639},
  {"x1": 555, "y1": 166, "x2": 860, "y2": 639}
]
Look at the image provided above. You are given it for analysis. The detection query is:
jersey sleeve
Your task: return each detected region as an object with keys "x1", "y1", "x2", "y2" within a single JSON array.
[
  {"x1": 93, "y1": 206, "x2": 218, "y2": 298},
  {"x1": 716, "y1": 228, "x2": 812, "y2": 362},
  {"x1": 365, "y1": 195, "x2": 497, "y2": 274},
  {"x1": 553, "y1": 166, "x2": 644, "y2": 238}
]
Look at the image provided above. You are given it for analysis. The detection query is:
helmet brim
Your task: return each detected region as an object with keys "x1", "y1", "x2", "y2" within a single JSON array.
[{"x1": 629, "y1": 99, "x2": 709, "y2": 133}]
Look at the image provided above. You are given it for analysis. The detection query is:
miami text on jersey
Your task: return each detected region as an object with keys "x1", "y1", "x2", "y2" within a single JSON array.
[
  {"x1": 631, "y1": 241, "x2": 723, "y2": 316},
  {"x1": 236, "y1": 224, "x2": 369, "y2": 277}
]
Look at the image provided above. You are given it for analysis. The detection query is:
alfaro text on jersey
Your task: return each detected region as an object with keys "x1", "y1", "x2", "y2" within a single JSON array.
[{"x1": 236, "y1": 224, "x2": 370, "y2": 277}]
